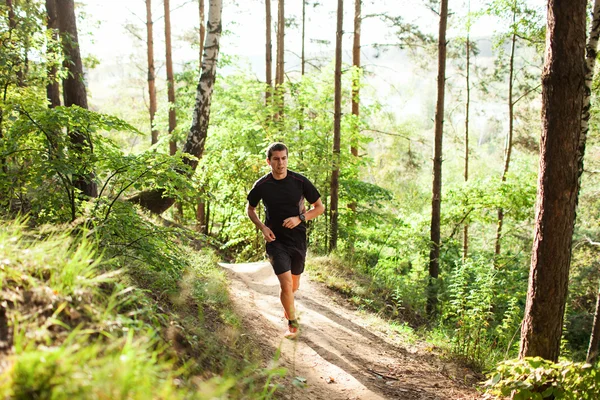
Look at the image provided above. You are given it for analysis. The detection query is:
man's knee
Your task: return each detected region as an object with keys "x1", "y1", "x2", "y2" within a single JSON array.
[{"x1": 292, "y1": 275, "x2": 301, "y2": 292}]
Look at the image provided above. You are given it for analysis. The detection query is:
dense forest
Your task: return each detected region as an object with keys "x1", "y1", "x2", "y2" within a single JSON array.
[{"x1": 1, "y1": 0, "x2": 600, "y2": 398}]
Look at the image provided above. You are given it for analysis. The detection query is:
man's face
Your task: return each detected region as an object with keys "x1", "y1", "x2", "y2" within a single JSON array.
[{"x1": 267, "y1": 150, "x2": 288, "y2": 175}]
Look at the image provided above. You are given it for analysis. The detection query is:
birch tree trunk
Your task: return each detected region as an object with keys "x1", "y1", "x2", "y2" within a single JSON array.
[
  {"x1": 196, "y1": 0, "x2": 207, "y2": 232},
  {"x1": 146, "y1": 0, "x2": 158, "y2": 145},
  {"x1": 519, "y1": 0, "x2": 586, "y2": 362},
  {"x1": 583, "y1": 0, "x2": 600, "y2": 365},
  {"x1": 329, "y1": 0, "x2": 343, "y2": 252},
  {"x1": 129, "y1": 0, "x2": 223, "y2": 214},
  {"x1": 427, "y1": 0, "x2": 449, "y2": 317},
  {"x1": 45, "y1": 0, "x2": 61, "y2": 108}
]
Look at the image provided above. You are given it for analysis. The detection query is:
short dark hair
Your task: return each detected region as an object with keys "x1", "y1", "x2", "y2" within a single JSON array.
[{"x1": 266, "y1": 142, "x2": 288, "y2": 159}]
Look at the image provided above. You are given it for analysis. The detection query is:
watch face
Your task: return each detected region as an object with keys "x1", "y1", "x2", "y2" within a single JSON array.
[{"x1": 299, "y1": 214, "x2": 306, "y2": 222}]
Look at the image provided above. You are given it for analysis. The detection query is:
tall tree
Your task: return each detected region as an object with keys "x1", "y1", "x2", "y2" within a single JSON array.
[
  {"x1": 56, "y1": 0, "x2": 97, "y2": 198},
  {"x1": 301, "y1": 0, "x2": 306, "y2": 76},
  {"x1": 583, "y1": 0, "x2": 600, "y2": 365},
  {"x1": 130, "y1": 0, "x2": 223, "y2": 214},
  {"x1": 275, "y1": 0, "x2": 284, "y2": 86},
  {"x1": 45, "y1": 0, "x2": 60, "y2": 108},
  {"x1": 519, "y1": 0, "x2": 586, "y2": 362},
  {"x1": 196, "y1": 0, "x2": 207, "y2": 233},
  {"x1": 329, "y1": 0, "x2": 343, "y2": 252},
  {"x1": 463, "y1": 7, "x2": 471, "y2": 261},
  {"x1": 146, "y1": 0, "x2": 158, "y2": 145},
  {"x1": 351, "y1": 0, "x2": 360, "y2": 159},
  {"x1": 494, "y1": 1, "x2": 517, "y2": 260},
  {"x1": 164, "y1": 0, "x2": 177, "y2": 156},
  {"x1": 274, "y1": 0, "x2": 284, "y2": 119},
  {"x1": 427, "y1": 0, "x2": 449, "y2": 317},
  {"x1": 198, "y1": 0, "x2": 205, "y2": 65},
  {"x1": 265, "y1": 0, "x2": 272, "y2": 104}
]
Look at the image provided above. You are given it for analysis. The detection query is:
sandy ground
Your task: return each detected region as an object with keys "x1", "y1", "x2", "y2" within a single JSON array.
[{"x1": 220, "y1": 261, "x2": 484, "y2": 400}]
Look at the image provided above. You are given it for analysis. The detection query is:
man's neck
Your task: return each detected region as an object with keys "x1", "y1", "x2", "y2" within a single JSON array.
[{"x1": 272, "y1": 170, "x2": 288, "y2": 180}]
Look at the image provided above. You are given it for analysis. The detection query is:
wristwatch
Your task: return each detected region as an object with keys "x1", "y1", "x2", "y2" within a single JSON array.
[{"x1": 298, "y1": 213, "x2": 306, "y2": 222}]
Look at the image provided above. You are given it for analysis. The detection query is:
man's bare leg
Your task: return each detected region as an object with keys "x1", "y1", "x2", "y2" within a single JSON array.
[
  {"x1": 277, "y1": 271, "x2": 295, "y2": 321},
  {"x1": 292, "y1": 273, "x2": 301, "y2": 293}
]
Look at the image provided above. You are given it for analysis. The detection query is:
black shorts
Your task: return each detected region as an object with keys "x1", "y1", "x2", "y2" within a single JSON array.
[{"x1": 266, "y1": 241, "x2": 306, "y2": 276}]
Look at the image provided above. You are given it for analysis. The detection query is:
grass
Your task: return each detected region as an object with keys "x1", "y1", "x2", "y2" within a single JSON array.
[{"x1": 0, "y1": 216, "x2": 284, "y2": 399}]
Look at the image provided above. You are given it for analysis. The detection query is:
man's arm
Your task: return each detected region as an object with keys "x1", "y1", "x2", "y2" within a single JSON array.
[
  {"x1": 246, "y1": 203, "x2": 276, "y2": 242},
  {"x1": 282, "y1": 198, "x2": 325, "y2": 229}
]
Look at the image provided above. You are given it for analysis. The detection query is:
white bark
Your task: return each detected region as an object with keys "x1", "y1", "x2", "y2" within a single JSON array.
[
  {"x1": 183, "y1": 0, "x2": 223, "y2": 169},
  {"x1": 580, "y1": 0, "x2": 600, "y2": 182}
]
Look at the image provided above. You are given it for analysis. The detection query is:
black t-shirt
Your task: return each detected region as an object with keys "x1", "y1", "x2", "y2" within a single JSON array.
[{"x1": 247, "y1": 170, "x2": 321, "y2": 246}]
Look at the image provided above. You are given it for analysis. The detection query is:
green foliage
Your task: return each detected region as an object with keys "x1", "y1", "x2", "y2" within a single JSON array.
[{"x1": 485, "y1": 357, "x2": 600, "y2": 400}]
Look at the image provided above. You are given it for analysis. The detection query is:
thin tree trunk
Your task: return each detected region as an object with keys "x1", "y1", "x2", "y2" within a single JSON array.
[
  {"x1": 463, "y1": 15, "x2": 471, "y2": 261},
  {"x1": 519, "y1": 0, "x2": 586, "y2": 362},
  {"x1": 45, "y1": 0, "x2": 61, "y2": 108},
  {"x1": 495, "y1": 22, "x2": 517, "y2": 261},
  {"x1": 329, "y1": 0, "x2": 343, "y2": 252},
  {"x1": 587, "y1": 283, "x2": 600, "y2": 364},
  {"x1": 196, "y1": 0, "x2": 206, "y2": 232},
  {"x1": 427, "y1": 0, "x2": 449, "y2": 317},
  {"x1": 129, "y1": 0, "x2": 223, "y2": 214},
  {"x1": 56, "y1": 0, "x2": 97, "y2": 198},
  {"x1": 351, "y1": 0, "x2": 361, "y2": 158},
  {"x1": 164, "y1": 0, "x2": 177, "y2": 156},
  {"x1": 583, "y1": 0, "x2": 600, "y2": 366},
  {"x1": 275, "y1": 0, "x2": 284, "y2": 119},
  {"x1": 301, "y1": 0, "x2": 306, "y2": 76},
  {"x1": 199, "y1": 0, "x2": 205, "y2": 66},
  {"x1": 347, "y1": 0, "x2": 361, "y2": 250},
  {"x1": 146, "y1": 0, "x2": 158, "y2": 144},
  {"x1": 299, "y1": 0, "x2": 306, "y2": 132},
  {"x1": 265, "y1": 0, "x2": 273, "y2": 105},
  {"x1": 276, "y1": 0, "x2": 284, "y2": 86}
]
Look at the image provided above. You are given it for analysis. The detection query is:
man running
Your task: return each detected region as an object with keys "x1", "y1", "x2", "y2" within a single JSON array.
[{"x1": 246, "y1": 142, "x2": 324, "y2": 339}]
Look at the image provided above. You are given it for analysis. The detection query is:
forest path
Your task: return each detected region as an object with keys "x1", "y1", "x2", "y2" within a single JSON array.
[{"x1": 219, "y1": 261, "x2": 482, "y2": 400}]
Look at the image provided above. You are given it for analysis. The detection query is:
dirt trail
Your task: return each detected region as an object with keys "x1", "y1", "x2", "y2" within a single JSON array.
[{"x1": 220, "y1": 261, "x2": 482, "y2": 400}]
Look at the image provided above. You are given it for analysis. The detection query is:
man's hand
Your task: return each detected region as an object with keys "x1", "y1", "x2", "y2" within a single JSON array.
[
  {"x1": 261, "y1": 226, "x2": 276, "y2": 242},
  {"x1": 282, "y1": 216, "x2": 301, "y2": 229}
]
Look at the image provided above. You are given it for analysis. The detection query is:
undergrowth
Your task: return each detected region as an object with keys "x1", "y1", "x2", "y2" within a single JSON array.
[{"x1": 0, "y1": 216, "x2": 284, "y2": 399}]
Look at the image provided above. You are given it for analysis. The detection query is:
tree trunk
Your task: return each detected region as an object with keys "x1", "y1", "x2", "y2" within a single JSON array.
[
  {"x1": 463, "y1": 14, "x2": 470, "y2": 261},
  {"x1": 587, "y1": 283, "x2": 600, "y2": 364},
  {"x1": 583, "y1": 0, "x2": 600, "y2": 365},
  {"x1": 146, "y1": 0, "x2": 158, "y2": 144},
  {"x1": 427, "y1": 0, "x2": 448, "y2": 317},
  {"x1": 299, "y1": 0, "x2": 306, "y2": 132},
  {"x1": 130, "y1": 0, "x2": 223, "y2": 214},
  {"x1": 274, "y1": 0, "x2": 284, "y2": 119},
  {"x1": 495, "y1": 21, "x2": 517, "y2": 262},
  {"x1": 519, "y1": 0, "x2": 586, "y2": 362},
  {"x1": 199, "y1": 0, "x2": 205, "y2": 66},
  {"x1": 301, "y1": 0, "x2": 306, "y2": 76},
  {"x1": 56, "y1": 0, "x2": 97, "y2": 198},
  {"x1": 265, "y1": 0, "x2": 272, "y2": 105},
  {"x1": 45, "y1": 0, "x2": 61, "y2": 108},
  {"x1": 351, "y1": 0, "x2": 361, "y2": 158},
  {"x1": 164, "y1": 0, "x2": 177, "y2": 156},
  {"x1": 329, "y1": 0, "x2": 343, "y2": 252},
  {"x1": 196, "y1": 0, "x2": 206, "y2": 231},
  {"x1": 347, "y1": 0, "x2": 361, "y2": 250},
  {"x1": 275, "y1": 0, "x2": 284, "y2": 86}
]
